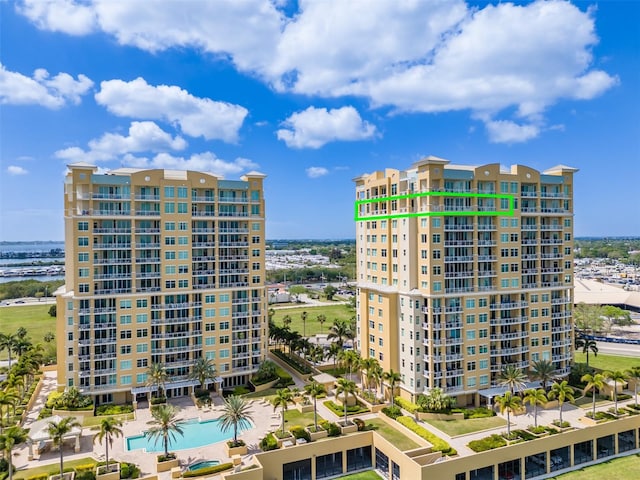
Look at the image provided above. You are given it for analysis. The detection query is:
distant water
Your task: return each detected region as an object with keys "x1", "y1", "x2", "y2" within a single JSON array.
[
  {"x1": 0, "y1": 241, "x2": 64, "y2": 253},
  {"x1": 0, "y1": 242, "x2": 65, "y2": 283}
]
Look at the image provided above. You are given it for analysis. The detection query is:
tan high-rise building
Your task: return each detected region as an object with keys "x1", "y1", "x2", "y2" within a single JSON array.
[
  {"x1": 56, "y1": 163, "x2": 267, "y2": 404},
  {"x1": 354, "y1": 157, "x2": 576, "y2": 405}
]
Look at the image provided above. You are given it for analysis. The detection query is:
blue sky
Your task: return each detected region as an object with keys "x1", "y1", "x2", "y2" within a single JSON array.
[{"x1": 1, "y1": 0, "x2": 638, "y2": 241}]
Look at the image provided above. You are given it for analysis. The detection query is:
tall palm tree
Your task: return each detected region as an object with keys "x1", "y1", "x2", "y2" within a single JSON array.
[
  {"x1": 93, "y1": 417, "x2": 123, "y2": 471},
  {"x1": 372, "y1": 363, "x2": 384, "y2": 399},
  {"x1": 316, "y1": 314, "x2": 327, "y2": 333},
  {"x1": 499, "y1": 365, "x2": 527, "y2": 395},
  {"x1": 219, "y1": 395, "x2": 253, "y2": 446},
  {"x1": 0, "y1": 390, "x2": 18, "y2": 431},
  {"x1": 271, "y1": 389, "x2": 294, "y2": 436},
  {"x1": 147, "y1": 405, "x2": 184, "y2": 457},
  {"x1": 328, "y1": 320, "x2": 354, "y2": 348},
  {"x1": 530, "y1": 359, "x2": 556, "y2": 392},
  {"x1": 189, "y1": 357, "x2": 217, "y2": 390},
  {"x1": 0, "y1": 333, "x2": 17, "y2": 369},
  {"x1": 582, "y1": 373, "x2": 606, "y2": 419},
  {"x1": 282, "y1": 314, "x2": 292, "y2": 331},
  {"x1": 47, "y1": 416, "x2": 82, "y2": 479},
  {"x1": 625, "y1": 366, "x2": 640, "y2": 406},
  {"x1": 0, "y1": 426, "x2": 27, "y2": 480},
  {"x1": 383, "y1": 369, "x2": 401, "y2": 407},
  {"x1": 523, "y1": 389, "x2": 547, "y2": 428},
  {"x1": 327, "y1": 343, "x2": 341, "y2": 371},
  {"x1": 361, "y1": 357, "x2": 380, "y2": 393},
  {"x1": 338, "y1": 350, "x2": 360, "y2": 381},
  {"x1": 605, "y1": 370, "x2": 628, "y2": 415},
  {"x1": 335, "y1": 378, "x2": 357, "y2": 425},
  {"x1": 301, "y1": 311, "x2": 308, "y2": 337},
  {"x1": 146, "y1": 363, "x2": 169, "y2": 399},
  {"x1": 496, "y1": 391, "x2": 521, "y2": 436},
  {"x1": 575, "y1": 338, "x2": 598, "y2": 366},
  {"x1": 549, "y1": 381, "x2": 575, "y2": 425},
  {"x1": 3, "y1": 373, "x2": 25, "y2": 399},
  {"x1": 304, "y1": 381, "x2": 327, "y2": 431}
]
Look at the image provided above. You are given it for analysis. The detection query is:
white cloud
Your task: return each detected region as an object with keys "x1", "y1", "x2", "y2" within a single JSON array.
[
  {"x1": 485, "y1": 120, "x2": 540, "y2": 144},
  {"x1": 134, "y1": 152, "x2": 259, "y2": 177},
  {"x1": 55, "y1": 121, "x2": 187, "y2": 162},
  {"x1": 7, "y1": 165, "x2": 28, "y2": 175},
  {"x1": 277, "y1": 106, "x2": 377, "y2": 149},
  {"x1": 306, "y1": 167, "x2": 329, "y2": 178},
  {"x1": 18, "y1": 0, "x2": 618, "y2": 144},
  {"x1": 0, "y1": 62, "x2": 93, "y2": 108},
  {"x1": 95, "y1": 78, "x2": 248, "y2": 142}
]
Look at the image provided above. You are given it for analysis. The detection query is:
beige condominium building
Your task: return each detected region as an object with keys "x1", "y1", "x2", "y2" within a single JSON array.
[
  {"x1": 56, "y1": 162, "x2": 267, "y2": 404},
  {"x1": 354, "y1": 156, "x2": 576, "y2": 406}
]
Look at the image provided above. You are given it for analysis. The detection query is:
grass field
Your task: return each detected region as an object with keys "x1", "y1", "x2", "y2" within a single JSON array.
[
  {"x1": 337, "y1": 471, "x2": 381, "y2": 480},
  {"x1": 271, "y1": 304, "x2": 355, "y2": 336},
  {"x1": 365, "y1": 418, "x2": 420, "y2": 451},
  {"x1": 425, "y1": 416, "x2": 507, "y2": 437},
  {"x1": 0, "y1": 304, "x2": 56, "y2": 343},
  {"x1": 283, "y1": 407, "x2": 324, "y2": 427},
  {"x1": 14, "y1": 457, "x2": 97, "y2": 480},
  {"x1": 574, "y1": 352, "x2": 640, "y2": 372},
  {"x1": 551, "y1": 454, "x2": 640, "y2": 479}
]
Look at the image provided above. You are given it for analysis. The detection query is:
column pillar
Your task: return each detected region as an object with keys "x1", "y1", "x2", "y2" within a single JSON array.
[
  {"x1": 75, "y1": 434, "x2": 81, "y2": 453},
  {"x1": 28, "y1": 440, "x2": 34, "y2": 461}
]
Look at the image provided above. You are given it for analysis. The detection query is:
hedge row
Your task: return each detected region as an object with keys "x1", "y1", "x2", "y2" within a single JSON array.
[
  {"x1": 394, "y1": 397, "x2": 419, "y2": 413},
  {"x1": 396, "y1": 416, "x2": 457, "y2": 456},
  {"x1": 468, "y1": 434, "x2": 507, "y2": 452},
  {"x1": 183, "y1": 463, "x2": 233, "y2": 478},
  {"x1": 323, "y1": 400, "x2": 369, "y2": 417}
]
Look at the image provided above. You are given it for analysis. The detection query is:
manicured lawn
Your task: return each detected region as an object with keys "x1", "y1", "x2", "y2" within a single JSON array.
[
  {"x1": 272, "y1": 304, "x2": 354, "y2": 336},
  {"x1": 365, "y1": 418, "x2": 420, "y2": 451},
  {"x1": 14, "y1": 457, "x2": 97, "y2": 480},
  {"x1": 574, "y1": 352, "x2": 640, "y2": 372},
  {"x1": 0, "y1": 304, "x2": 56, "y2": 343},
  {"x1": 244, "y1": 388, "x2": 280, "y2": 399},
  {"x1": 573, "y1": 394, "x2": 612, "y2": 409},
  {"x1": 551, "y1": 454, "x2": 640, "y2": 479},
  {"x1": 83, "y1": 413, "x2": 135, "y2": 428},
  {"x1": 425, "y1": 416, "x2": 507, "y2": 437},
  {"x1": 337, "y1": 471, "x2": 381, "y2": 480},
  {"x1": 283, "y1": 407, "x2": 323, "y2": 427}
]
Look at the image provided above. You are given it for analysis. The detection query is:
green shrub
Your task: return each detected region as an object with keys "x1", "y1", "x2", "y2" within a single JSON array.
[
  {"x1": 382, "y1": 406, "x2": 402, "y2": 419},
  {"x1": 271, "y1": 349, "x2": 313, "y2": 374},
  {"x1": 394, "y1": 397, "x2": 419, "y2": 413},
  {"x1": 232, "y1": 386, "x2": 250, "y2": 395},
  {"x1": 274, "y1": 366, "x2": 295, "y2": 388},
  {"x1": 95, "y1": 404, "x2": 134, "y2": 416},
  {"x1": 157, "y1": 454, "x2": 176, "y2": 462},
  {"x1": 464, "y1": 407, "x2": 495, "y2": 419},
  {"x1": 119, "y1": 462, "x2": 140, "y2": 479},
  {"x1": 75, "y1": 471, "x2": 95, "y2": 480},
  {"x1": 527, "y1": 425, "x2": 547, "y2": 434},
  {"x1": 512, "y1": 429, "x2": 536, "y2": 441},
  {"x1": 182, "y1": 463, "x2": 233, "y2": 478},
  {"x1": 396, "y1": 416, "x2": 456, "y2": 456},
  {"x1": 323, "y1": 400, "x2": 369, "y2": 416},
  {"x1": 260, "y1": 433, "x2": 278, "y2": 451},
  {"x1": 289, "y1": 425, "x2": 311, "y2": 441},
  {"x1": 150, "y1": 397, "x2": 167, "y2": 405},
  {"x1": 552, "y1": 420, "x2": 570, "y2": 428},
  {"x1": 353, "y1": 418, "x2": 365, "y2": 431},
  {"x1": 45, "y1": 391, "x2": 63, "y2": 408},
  {"x1": 26, "y1": 474, "x2": 48, "y2": 480},
  {"x1": 0, "y1": 458, "x2": 9, "y2": 473},
  {"x1": 320, "y1": 420, "x2": 341, "y2": 437},
  {"x1": 468, "y1": 434, "x2": 507, "y2": 452}
]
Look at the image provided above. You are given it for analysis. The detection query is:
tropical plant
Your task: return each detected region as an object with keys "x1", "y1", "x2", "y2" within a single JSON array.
[
  {"x1": 219, "y1": 395, "x2": 253, "y2": 446},
  {"x1": 338, "y1": 349, "x2": 360, "y2": 381},
  {"x1": 271, "y1": 388, "x2": 294, "y2": 436},
  {"x1": 625, "y1": 366, "x2": 640, "y2": 405},
  {"x1": 327, "y1": 343, "x2": 342, "y2": 371},
  {"x1": 530, "y1": 359, "x2": 556, "y2": 391},
  {"x1": 360, "y1": 357, "x2": 379, "y2": 393},
  {"x1": 523, "y1": 389, "x2": 547, "y2": 428},
  {"x1": 309, "y1": 345, "x2": 325, "y2": 365},
  {"x1": 496, "y1": 391, "x2": 521, "y2": 436},
  {"x1": 417, "y1": 387, "x2": 456, "y2": 413},
  {"x1": 581, "y1": 373, "x2": 606, "y2": 419},
  {"x1": 573, "y1": 303, "x2": 604, "y2": 333},
  {"x1": 548, "y1": 381, "x2": 575, "y2": 425},
  {"x1": 93, "y1": 417, "x2": 123, "y2": 471},
  {"x1": 301, "y1": 311, "x2": 308, "y2": 337},
  {"x1": 189, "y1": 357, "x2": 217, "y2": 390},
  {"x1": 304, "y1": 381, "x2": 327, "y2": 430},
  {"x1": 0, "y1": 333, "x2": 17, "y2": 369},
  {"x1": 147, "y1": 405, "x2": 184, "y2": 457},
  {"x1": 575, "y1": 338, "x2": 598, "y2": 366},
  {"x1": 0, "y1": 390, "x2": 18, "y2": 430},
  {"x1": 282, "y1": 314, "x2": 292, "y2": 330},
  {"x1": 335, "y1": 378, "x2": 357, "y2": 425},
  {"x1": 146, "y1": 363, "x2": 169, "y2": 399},
  {"x1": 499, "y1": 365, "x2": 527, "y2": 395},
  {"x1": 253, "y1": 360, "x2": 278, "y2": 383},
  {"x1": 0, "y1": 426, "x2": 27, "y2": 480},
  {"x1": 316, "y1": 314, "x2": 327, "y2": 333},
  {"x1": 605, "y1": 370, "x2": 628, "y2": 415},
  {"x1": 46, "y1": 416, "x2": 82, "y2": 479},
  {"x1": 383, "y1": 369, "x2": 401, "y2": 407},
  {"x1": 372, "y1": 362, "x2": 384, "y2": 399},
  {"x1": 328, "y1": 319, "x2": 354, "y2": 348}
]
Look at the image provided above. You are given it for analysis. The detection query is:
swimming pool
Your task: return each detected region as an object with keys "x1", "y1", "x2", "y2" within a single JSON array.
[
  {"x1": 187, "y1": 460, "x2": 220, "y2": 472},
  {"x1": 125, "y1": 418, "x2": 251, "y2": 452}
]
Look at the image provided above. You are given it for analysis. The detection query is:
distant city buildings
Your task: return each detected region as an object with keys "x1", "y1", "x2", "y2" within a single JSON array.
[{"x1": 354, "y1": 156, "x2": 576, "y2": 404}]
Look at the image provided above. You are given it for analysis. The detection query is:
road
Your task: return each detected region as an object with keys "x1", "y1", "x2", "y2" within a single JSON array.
[{"x1": 596, "y1": 341, "x2": 640, "y2": 357}]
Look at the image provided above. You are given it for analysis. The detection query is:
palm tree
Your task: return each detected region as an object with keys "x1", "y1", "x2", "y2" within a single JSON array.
[
  {"x1": 625, "y1": 366, "x2": 640, "y2": 405},
  {"x1": 301, "y1": 311, "x2": 308, "y2": 337},
  {"x1": 93, "y1": 417, "x2": 123, "y2": 472},
  {"x1": 523, "y1": 389, "x2": 547, "y2": 428},
  {"x1": 189, "y1": 357, "x2": 217, "y2": 390},
  {"x1": 219, "y1": 395, "x2": 253, "y2": 446},
  {"x1": 0, "y1": 390, "x2": 18, "y2": 431},
  {"x1": 304, "y1": 381, "x2": 327, "y2": 431},
  {"x1": 327, "y1": 343, "x2": 341, "y2": 371},
  {"x1": 0, "y1": 333, "x2": 17, "y2": 369},
  {"x1": 530, "y1": 359, "x2": 556, "y2": 392},
  {"x1": 496, "y1": 391, "x2": 521, "y2": 436},
  {"x1": 146, "y1": 363, "x2": 168, "y2": 399},
  {"x1": 47, "y1": 416, "x2": 82, "y2": 479},
  {"x1": 0, "y1": 426, "x2": 27, "y2": 480},
  {"x1": 549, "y1": 381, "x2": 575, "y2": 425},
  {"x1": 147, "y1": 404, "x2": 184, "y2": 457},
  {"x1": 316, "y1": 314, "x2": 327, "y2": 333},
  {"x1": 335, "y1": 378, "x2": 357, "y2": 425},
  {"x1": 271, "y1": 389, "x2": 294, "y2": 436},
  {"x1": 338, "y1": 350, "x2": 360, "y2": 381},
  {"x1": 605, "y1": 370, "x2": 628, "y2": 415},
  {"x1": 328, "y1": 320, "x2": 354, "y2": 348},
  {"x1": 582, "y1": 372, "x2": 606, "y2": 419},
  {"x1": 3, "y1": 373, "x2": 25, "y2": 399},
  {"x1": 383, "y1": 369, "x2": 401, "y2": 407},
  {"x1": 360, "y1": 357, "x2": 379, "y2": 393},
  {"x1": 499, "y1": 365, "x2": 527, "y2": 395},
  {"x1": 575, "y1": 338, "x2": 598, "y2": 366},
  {"x1": 282, "y1": 314, "x2": 292, "y2": 331},
  {"x1": 372, "y1": 363, "x2": 384, "y2": 399}
]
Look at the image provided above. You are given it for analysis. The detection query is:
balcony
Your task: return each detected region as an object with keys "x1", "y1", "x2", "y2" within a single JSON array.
[
  {"x1": 444, "y1": 271, "x2": 474, "y2": 279},
  {"x1": 490, "y1": 331, "x2": 528, "y2": 341},
  {"x1": 477, "y1": 255, "x2": 497, "y2": 262},
  {"x1": 477, "y1": 224, "x2": 497, "y2": 231},
  {"x1": 94, "y1": 243, "x2": 131, "y2": 250},
  {"x1": 490, "y1": 316, "x2": 528, "y2": 326},
  {"x1": 94, "y1": 228, "x2": 131, "y2": 234},
  {"x1": 540, "y1": 225, "x2": 563, "y2": 231},
  {"x1": 134, "y1": 210, "x2": 160, "y2": 216},
  {"x1": 135, "y1": 194, "x2": 160, "y2": 201},
  {"x1": 94, "y1": 288, "x2": 132, "y2": 295},
  {"x1": 444, "y1": 224, "x2": 474, "y2": 231},
  {"x1": 521, "y1": 254, "x2": 538, "y2": 260},
  {"x1": 521, "y1": 225, "x2": 538, "y2": 230},
  {"x1": 192, "y1": 228, "x2": 216, "y2": 233},
  {"x1": 444, "y1": 256, "x2": 474, "y2": 263},
  {"x1": 478, "y1": 270, "x2": 496, "y2": 277},
  {"x1": 490, "y1": 301, "x2": 528, "y2": 310},
  {"x1": 151, "y1": 330, "x2": 202, "y2": 340},
  {"x1": 135, "y1": 257, "x2": 161, "y2": 263},
  {"x1": 445, "y1": 369, "x2": 464, "y2": 378},
  {"x1": 192, "y1": 211, "x2": 216, "y2": 217},
  {"x1": 477, "y1": 240, "x2": 497, "y2": 246}
]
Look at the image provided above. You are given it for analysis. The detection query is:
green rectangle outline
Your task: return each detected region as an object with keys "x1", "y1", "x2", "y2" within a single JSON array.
[{"x1": 354, "y1": 192, "x2": 515, "y2": 221}]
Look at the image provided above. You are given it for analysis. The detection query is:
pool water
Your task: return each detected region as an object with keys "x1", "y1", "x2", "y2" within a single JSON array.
[
  {"x1": 125, "y1": 418, "x2": 251, "y2": 452},
  {"x1": 187, "y1": 460, "x2": 220, "y2": 472}
]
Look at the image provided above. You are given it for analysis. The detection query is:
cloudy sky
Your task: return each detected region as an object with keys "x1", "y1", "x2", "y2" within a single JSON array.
[{"x1": 1, "y1": 0, "x2": 638, "y2": 241}]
